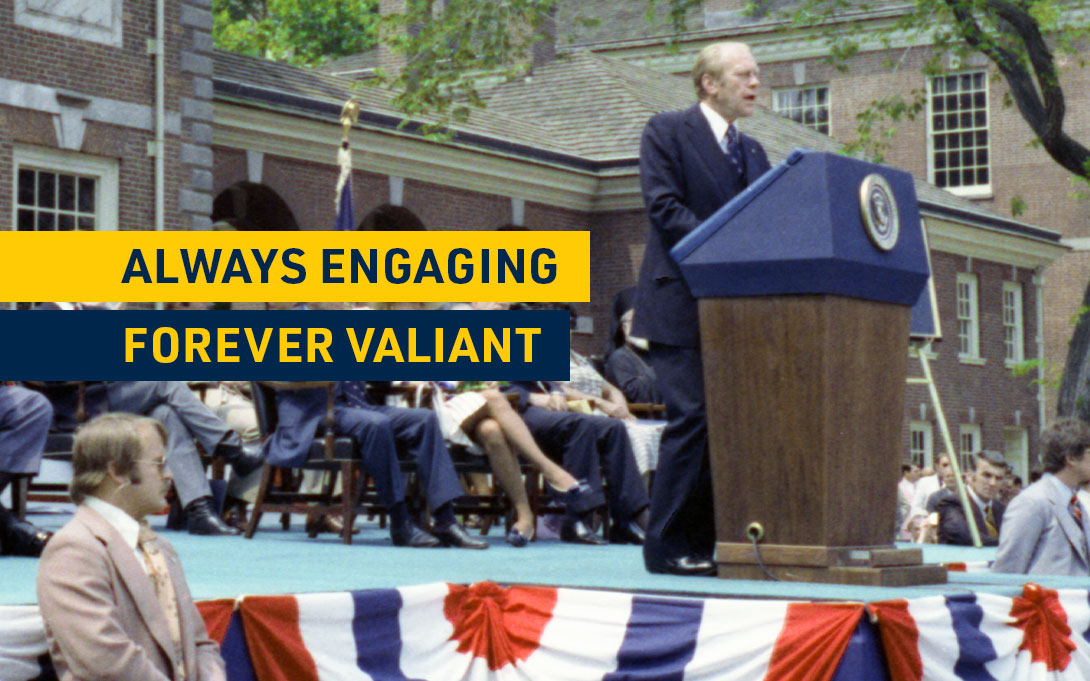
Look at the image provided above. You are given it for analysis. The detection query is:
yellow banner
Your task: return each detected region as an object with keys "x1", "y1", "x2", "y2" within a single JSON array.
[{"x1": 0, "y1": 231, "x2": 589, "y2": 302}]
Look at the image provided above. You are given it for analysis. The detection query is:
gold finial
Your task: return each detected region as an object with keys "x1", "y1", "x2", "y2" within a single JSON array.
[{"x1": 340, "y1": 100, "x2": 359, "y2": 139}]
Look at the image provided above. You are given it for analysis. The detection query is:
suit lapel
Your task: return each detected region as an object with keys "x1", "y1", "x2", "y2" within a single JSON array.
[
  {"x1": 740, "y1": 134, "x2": 768, "y2": 185},
  {"x1": 79, "y1": 507, "x2": 179, "y2": 671},
  {"x1": 682, "y1": 105, "x2": 732, "y2": 207},
  {"x1": 1046, "y1": 483, "x2": 1089, "y2": 564}
]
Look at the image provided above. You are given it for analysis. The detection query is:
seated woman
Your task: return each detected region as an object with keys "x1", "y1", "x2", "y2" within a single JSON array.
[
  {"x1": 605, "y1": 307, "x2": 662, "y2": 405},
  {"x1": 421, "y1": 381, "x2": 595, "y2": 547}
]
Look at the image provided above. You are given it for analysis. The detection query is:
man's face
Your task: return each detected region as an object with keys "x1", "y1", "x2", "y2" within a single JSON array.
[
  {"x1": 1068, "y1": 447, "x2": 1090, "y2": 486},
  {"x1": 907, "y1": 464, "x2": 921, "y2": 483},
  {"x1": 123, "y1": 427, "x2": 172, "y2": 520},
  {"x1": 936, "y1": 455, "x2": 952, "y2": 479},
  {"x1": 970, "y1": 459, "x2": 1006, "y2": 502},
  {"x1": 702, "y1": 45, "x2": 760, "y2": 123}
]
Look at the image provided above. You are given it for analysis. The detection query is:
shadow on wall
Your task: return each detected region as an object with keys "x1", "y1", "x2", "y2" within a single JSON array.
[{"x1": 357, "y1": 204, "x2": 426, "y2": 231}]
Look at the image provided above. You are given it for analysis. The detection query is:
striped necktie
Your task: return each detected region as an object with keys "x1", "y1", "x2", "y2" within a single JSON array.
[
  {"x1": 1071, "y1": 494, "x2": 1084, "y2": 529},
  {"x1": 724, "y1": 125, "x2": 745, "y2": 175},
  {"x1": 984, "y1": 504, "x2": 998, "y2": 538}
]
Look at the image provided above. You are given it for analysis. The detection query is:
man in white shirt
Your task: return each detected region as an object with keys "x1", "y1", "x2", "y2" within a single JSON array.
[
  {"x1": 37, "y1": 413, "x2": 225, "y2": 681},
  {"x1": 995, "y1": 419, "x2": 1090, "y2": 576},
  {"x1": 911, "y1": 452, "x2": 952, "y2": 513}
]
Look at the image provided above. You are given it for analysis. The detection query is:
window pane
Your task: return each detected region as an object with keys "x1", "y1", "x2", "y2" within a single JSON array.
[
  {"x1": 37, "y1": 212, "x2": 56, "y2": 230},
  {"x1": 977, "y1": 168, "x2": 989, "y2": 184},
  {"x1": 57, "y1": 214, "x2": 75, "y2": 231},
  {"x1": 78, "y1": 216, "x2": 95, "y2": 230},
  {"x1": 58, "y1": 174, "x2": 76, "y2": 210},
  {"x1": 17, "y1": 169, "x2": 35, "y2": 206},
  {"x1": 17, "y1": 209, "x2": 35, "y2": 230},
  {"x1": 38, "y1": 172, "x2": 56, "y2": 208},
  {"x1": 78, "y1": 178, "x2": 95, "y2": 213}
]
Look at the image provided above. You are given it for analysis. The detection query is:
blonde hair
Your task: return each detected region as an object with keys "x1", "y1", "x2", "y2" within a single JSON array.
[
  {"x1": 70, "y1": 413, "x2": 166, "y2": 504},
  {"x1": 691, "y1": 42, "x2": 750, "y2": 99}
]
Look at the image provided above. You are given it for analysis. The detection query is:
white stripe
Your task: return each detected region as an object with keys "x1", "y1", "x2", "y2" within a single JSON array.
[
  {"x1": 1057, "y1": 590, "x2": 1090, "y2": 681},
  {"x1": 0, "y1": 606, "x2": 49, "y2": 681},
  {"x1": 519, "y1": 588, "x2": 633, "y2": 681},
  {"x1": 297, "y1": 592, "x2": 374, "y2": 681},
  {"x1": 975, "y1": 593, "x2": 1020, "y2": 681},
  {"x1": 397, "y1": 583, "x2": 468, "y2": 681},
  {"x1": 686, "y1": 598, "x2": 788, "y2": 681},
  {"x1": 908, "y1": 596, "x2": 962, "y2": 681}
]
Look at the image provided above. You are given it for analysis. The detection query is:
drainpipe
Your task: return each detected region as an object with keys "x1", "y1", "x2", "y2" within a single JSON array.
[
  {"x1": 154, "y1": 0, "x2": 165, "y2": 233},
  {"x1": 1034, "y1": 267, "x2": 1046, "y2": 437}
]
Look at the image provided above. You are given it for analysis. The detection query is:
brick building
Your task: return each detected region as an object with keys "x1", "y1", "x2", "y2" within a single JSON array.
[{"x1": 3, "y1": 1, "x2": 1071, "y2": 475}]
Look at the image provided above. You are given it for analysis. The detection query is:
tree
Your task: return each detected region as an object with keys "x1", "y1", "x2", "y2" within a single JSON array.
[{"x1": 212, "y1": 0, "x2": 377, "y2": 66}]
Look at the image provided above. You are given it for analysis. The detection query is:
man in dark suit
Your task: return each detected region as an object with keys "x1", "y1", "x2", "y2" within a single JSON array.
[
  {"x1": 937, "y1": 450, "x2": 1008, "y2": 546},
  {"x1": 634, "y1": 42, "x2": 771, "y2": 575},
  {"x1": 0, "y1": 384, "x2": 54, "y2": 556},
  {"x1": 263, "y1": 381, "x2": 486, "y2": 549}
]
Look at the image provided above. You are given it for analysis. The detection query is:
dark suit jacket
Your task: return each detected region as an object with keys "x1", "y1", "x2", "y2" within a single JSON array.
[
  {"x1": 632, "y1": 103, "x2": 771, "y2": 347},
  {"x1": 37, "y1": 506, "x2": 225, "y2": 681},
  {"x1": 937, "y1": 494, "x2": 1006, "y2": 546}
]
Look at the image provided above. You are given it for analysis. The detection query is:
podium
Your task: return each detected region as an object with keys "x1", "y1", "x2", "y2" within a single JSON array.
[{"x1": 671, "y1": 150, "x2": 946, "y2": 585}]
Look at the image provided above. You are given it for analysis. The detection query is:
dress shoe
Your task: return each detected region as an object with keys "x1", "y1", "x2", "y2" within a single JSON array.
[
  {"x1": 548, "y1": 479, "x2": 598, "y2": 512},
  {"x1": 608, "y1": 521, "x2": 646, "y2": 545},
  {"x1": 214, "y1": 442, "x2": 265, "y2": 477},
  {"x1": 560, "y1": 518, "x2": 607, "y2": 545},
  {"x1": 0, "y1": 517, "x2": 52, "y2": 557},
  {"x1": 505, "y1": 526, "x2": 533, "y2": 548},
  {"x1": 305, "y1": 510, "x2": 358, "y2": 536},
  {"x1": 432, "y1": 522, "x2": 489, "y2": 549},
  {"x1": 646, "y1": 555, "x2": 717, "y2": 577},
  {"x1": 391, "y1": 522, "x2": 441, "y2": 548},
  {"x1": 185, "y1": 497, "x2": 241, "y2": 536}
]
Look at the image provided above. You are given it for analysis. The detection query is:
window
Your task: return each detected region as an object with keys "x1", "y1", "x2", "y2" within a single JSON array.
[
  {"x1": 929, "y1": 72, "x2": 990, "y2": 195},
  {"x1": 909, "y1": 421, "x2": 933, "y2": 468},
  {"x1": 14, "y1": 0, "x2": 123, "y2": 47},
  {"x1": 773, "y1": 85, "x2": 829, "y2": 134},
  {"x1": 959, "y1": 424, "x2": 981, "y2": 474},
  {"x1": 1003, "y1": 282, "x2": 1024, "y2": 363},
  {"x1": 956, "y1": 273, "x2": 980, "y2": 359},
  {"x1": 1003, "y1": 427, "x2": 1028, "y2": 481},
  {"x1": 12, "y1": 145, "x2": 117, "y2": 232}
]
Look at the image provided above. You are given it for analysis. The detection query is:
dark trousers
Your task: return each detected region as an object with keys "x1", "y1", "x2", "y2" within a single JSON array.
[
  {"x1": 520, "y1": 406, "x2": 648, "y2": 521},
  {"x1": 338, "y1": 404, "x2": 463, "y2": 511},
  {"x1": 643, "y1": 343, "x2": 715, "y2": 568}
]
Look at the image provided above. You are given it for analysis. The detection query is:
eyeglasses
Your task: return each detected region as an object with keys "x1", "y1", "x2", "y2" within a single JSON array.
[{"x1": 134, "y1": 458, "x2": 168, "y2": 472}]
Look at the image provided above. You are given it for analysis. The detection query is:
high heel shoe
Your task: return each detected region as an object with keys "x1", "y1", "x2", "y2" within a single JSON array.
[{"x1": 505, "y1": 526, "x2": 534, "y2": 547}]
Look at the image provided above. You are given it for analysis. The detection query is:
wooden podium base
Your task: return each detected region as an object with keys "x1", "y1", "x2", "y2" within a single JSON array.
[{"x1": 714, "y1": 543, "x2": 948, "y2": 587}]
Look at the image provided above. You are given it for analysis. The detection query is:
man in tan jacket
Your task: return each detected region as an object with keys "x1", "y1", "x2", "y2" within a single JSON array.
[{"x1": 37, "y1": 413, "x2": 225, "y2": 681}]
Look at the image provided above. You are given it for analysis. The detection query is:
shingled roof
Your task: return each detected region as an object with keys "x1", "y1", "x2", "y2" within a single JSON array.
[{"x1": 211, "y1": 46, "x2": 1057, "y2": 241}]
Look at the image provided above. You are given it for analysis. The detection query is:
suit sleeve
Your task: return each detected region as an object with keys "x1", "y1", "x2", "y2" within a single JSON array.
[
  {"x1": 37, "y1": 537, "x2": 172, "y2": 681},
  {"x1": 992, "y1": 494, "x2": 1047, "y2": 574},
  {"x1": 163, "y1": 543, "x2": 227, "y2": 681},
  {"x1": 639, "y1": 115, "x2": 703, "y2": 249},
  {"x1": 936, "y1": 497, "x2": 991, "y2": 546}
]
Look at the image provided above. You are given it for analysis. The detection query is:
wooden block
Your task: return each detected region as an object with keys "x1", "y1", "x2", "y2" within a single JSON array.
[{"x1": 716, "y1": 563, "x2": 947, "y2": 586}]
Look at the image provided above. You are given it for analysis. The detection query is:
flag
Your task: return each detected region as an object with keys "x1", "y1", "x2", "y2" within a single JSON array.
[
  {"x1": 871, "y1": 583, "x2": 1090, "y2": 681},
  {"x1": 335, "y1": 99, "x2": 359, "y2": 231},
  {"x1": 235, "y1": 581, "x2": 864, "y2": 681}
]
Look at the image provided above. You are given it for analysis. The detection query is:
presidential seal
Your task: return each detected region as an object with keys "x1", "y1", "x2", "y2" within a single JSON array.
[{"x1": 859, "y1": 174, "x2": 898, "y2": 252}]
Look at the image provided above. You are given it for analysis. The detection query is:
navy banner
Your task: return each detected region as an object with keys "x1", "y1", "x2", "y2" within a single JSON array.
[{"x1": 0, "y1": 310, "x2": 569, "y2": 381}]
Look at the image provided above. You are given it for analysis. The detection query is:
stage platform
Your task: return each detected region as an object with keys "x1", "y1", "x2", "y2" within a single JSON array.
[{"x1": 5, "y1": 505, "x2": 1089, "y2": 606}]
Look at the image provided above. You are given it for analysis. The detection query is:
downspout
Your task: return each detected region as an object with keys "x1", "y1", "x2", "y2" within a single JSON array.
[
  {"x1": 154, "y1": 0, "x2": 165, "y2": 233},
  {"x1": 1034, "y1": 267, "x2": 1046, "y2": 437}
]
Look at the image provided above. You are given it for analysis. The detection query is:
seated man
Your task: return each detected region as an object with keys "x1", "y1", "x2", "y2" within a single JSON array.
[
  {"x1": 994, "y1": 418, "x2": 1090, "y2": 576},
  {"x1": 36, "y1": 381, "x2": 263, "y2": 536},
  {"x1": 506, "y1": 380, "x2": 650, "y2": 545},
  {"x1": 37, "y1": 413, "x2": 226, "y2": 680},
  {"x1": 264, "y1": 381, "x2": 486, "y2": 549},
  {"x1": 936, "y1": 450, "x2": 1007, "y2": 546},
  {"x1": 0, "y1": 384, "x2": 54, "y2": 556}
]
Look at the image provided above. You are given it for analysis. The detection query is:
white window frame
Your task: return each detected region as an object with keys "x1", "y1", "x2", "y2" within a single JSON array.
[
  {"x1": 1003, "y1": 426, "x2": 1028, "y2": 481},
  {"x1": 12, "y1": 145, "x2": 118, "y2": 232},
  {"x1": 909, "y1": 421, "x2": 933, "y2": 468},
  {"x1": 959, "y1": 423, "x2": 981, "y2": 474},
  {"x1": 956, "y1": 272, "x2": 981, "y2": 362},
  {"x1": 772, "y1": 84, "x2": 830, "y2": 134},
  {"x1": 927, "y1": 71, "x2": 992, "y2": 198},
  {"x1": 1003, "y1": 281, "x2": 1024, "y2": 365}
]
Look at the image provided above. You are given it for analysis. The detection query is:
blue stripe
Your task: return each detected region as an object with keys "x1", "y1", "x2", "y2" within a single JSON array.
[
  {"x1": 353, "y1": 589, "x2": 417, "y2": 681},
  {"x1": 1084, "y1": 591, "x2": 1090, "y2": 646},
  {"x1": 602, "y1": 596, "x2": 705, "y2": 681},
  {"x1": 945, "y1": 594, "x2": 999, "y2": 681},
  {"x1": 220, "y1": 610, "x2": 258, "y2": 681}
]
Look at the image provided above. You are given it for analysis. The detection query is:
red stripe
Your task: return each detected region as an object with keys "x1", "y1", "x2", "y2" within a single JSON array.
[
  {"x1": 870, "y1": 600, "x2": 923, "y2": 681},
  {"x1": 765, "y1": 603, "x2": 863, "y2": 681},
  {"x1": 196, "y1": 598, "x2": 235, "y2": 644},
  {"x1": 239, "y1": 595, "x2": 320, "y2": 681}
]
